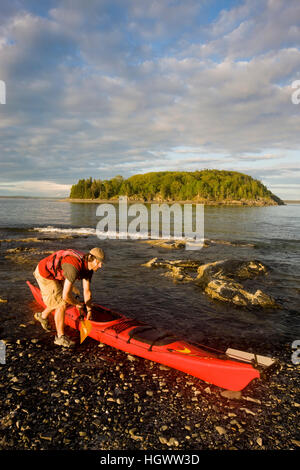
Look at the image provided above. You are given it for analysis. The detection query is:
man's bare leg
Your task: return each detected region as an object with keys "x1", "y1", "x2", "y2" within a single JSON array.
[
  {"x1": 53, "y1": 304, "x2": 75, "y2": 347},
  {"x1": 54, "y1": 304, "x2": 66, "y2": 337},
  {"x1": 40, "y1": 306, "x2": 53, "y2": 319}
]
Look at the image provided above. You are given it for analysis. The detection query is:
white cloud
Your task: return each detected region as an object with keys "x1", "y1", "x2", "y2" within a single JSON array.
[
  {"x1": 199, "y1": 0, "x2": 300, "y2": 60},
  {"x1": 266, "y1": 184, "x2": 300, "y2": 199},
  {"x1": 0, "y1": 180, "x2": 71, "y2": 197},
  {"x1": 0, "y1": 0, "x2": 299, "y2": 198}
]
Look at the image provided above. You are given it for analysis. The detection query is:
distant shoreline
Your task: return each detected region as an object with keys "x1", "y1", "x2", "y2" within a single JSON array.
[{"x1": 0, "y1": 196, "x2": 61, "y2": 199}]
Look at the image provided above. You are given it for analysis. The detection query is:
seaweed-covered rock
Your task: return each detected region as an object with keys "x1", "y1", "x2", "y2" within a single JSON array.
[
  {"x1": 195, "y1": 259, "x2": 277, "y2": 308},
  {"x1": 143, "y1": 258, "x2": 277, "y2": 308},
  {"x1": 196, "y1": 259, "x2": 268, "y2": 284},
  {"x1": 203, "y1": 279, "x2": 277, "y2": 308}
]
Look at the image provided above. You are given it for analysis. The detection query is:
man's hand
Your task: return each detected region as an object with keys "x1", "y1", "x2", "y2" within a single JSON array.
[
  {"x1": 86, "y1": 308, "x2": 92, "y2": 320},
  {"x1": 82, "y1": 278, "x2": 92, "y2": 319},
  {"x1": 63, "y1": 280, "x2": 86, "y2": 310}
]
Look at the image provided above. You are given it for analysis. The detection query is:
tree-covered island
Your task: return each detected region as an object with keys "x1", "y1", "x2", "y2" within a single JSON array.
[{"x1": 69, "y1": 170, "x2": 284, "y2": 205}]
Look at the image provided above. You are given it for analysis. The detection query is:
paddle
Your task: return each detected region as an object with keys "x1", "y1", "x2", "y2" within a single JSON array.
[
  {"x1": 189, "y1": 339, "x2": 276, "y2": 368},
  {"x1": 78, "y1": 305, "x2": 92, "y2": 344},
  {"x1": 225, "y1": 348, "x2": 276, "y2": 367},
  {"x1": 80, "y1": 316, "x2": 92, "y2": 344}
]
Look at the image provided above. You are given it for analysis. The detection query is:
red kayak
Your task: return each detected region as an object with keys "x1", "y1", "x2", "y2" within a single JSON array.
[{"x1": 27, "y1": 280, "x2": 264, "y2": 391}]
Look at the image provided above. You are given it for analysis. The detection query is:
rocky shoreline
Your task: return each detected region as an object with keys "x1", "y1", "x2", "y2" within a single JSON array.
[
  {"x1": 0, "y1": 235, "x2": 299, "y2": 451},
  {"x1": 60, "y1": 197, "x2": 284, "y2": 206}
]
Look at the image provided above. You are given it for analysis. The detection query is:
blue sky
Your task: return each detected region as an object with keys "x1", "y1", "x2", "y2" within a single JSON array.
[{"x1": 0, "y1": 0, "x2": 299, "y2": 199}]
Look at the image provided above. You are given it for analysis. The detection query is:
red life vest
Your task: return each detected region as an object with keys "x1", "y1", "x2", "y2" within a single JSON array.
[{"x1": 38, "y1": 249, "x2": 87, "y2": 281}]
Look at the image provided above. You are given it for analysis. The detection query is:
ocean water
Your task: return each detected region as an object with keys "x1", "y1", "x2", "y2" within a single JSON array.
[{"x1": 0, "y1": 197, "x2": 299, "y2": 352}]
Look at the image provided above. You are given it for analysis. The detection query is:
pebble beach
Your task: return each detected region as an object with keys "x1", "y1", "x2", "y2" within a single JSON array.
[{"x1": 0, "y1": 295, "x2": 299, "y2": 452}]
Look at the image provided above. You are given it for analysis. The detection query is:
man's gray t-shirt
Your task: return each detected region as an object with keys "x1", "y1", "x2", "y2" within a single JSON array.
[{"x1": 62, "y1": 263, "x2": 93, "y2": 284}]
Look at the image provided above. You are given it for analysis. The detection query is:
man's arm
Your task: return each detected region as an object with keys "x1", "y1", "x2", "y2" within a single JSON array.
[
  {"x1": 62, "y1": 279, "x2": 84, "y2": 309},
  {"x1": 82, "y1": 278, "x2": 92, "y2": 319}
]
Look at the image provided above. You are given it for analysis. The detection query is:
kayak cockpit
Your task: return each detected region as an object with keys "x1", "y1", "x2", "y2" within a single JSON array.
[
  {"x1": 90, "y1": 304, "x2": 122, "y2": 322},
  {"x1": 127, "y1": 325, "x2": 178, "y2": 348}
]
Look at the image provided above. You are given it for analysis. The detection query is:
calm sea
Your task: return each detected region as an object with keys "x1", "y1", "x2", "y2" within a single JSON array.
[{"x1": 0, "y1": 197, "x2": 299, "y2": 351}]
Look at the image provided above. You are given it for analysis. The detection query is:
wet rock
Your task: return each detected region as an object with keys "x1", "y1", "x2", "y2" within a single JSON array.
[
  {"x1": 196, "y1": 259, "x2": 268, "y2": 282},
  {"x1": 39, "y1": 432, "x2": 55, "y2": 442},
  {"x1": 244, "y1": 396, "x2": 261, "y2": 404},
  {"x1": 215, "y1": 426, "x2": 227, "y2": 435},
  {"x1": 240, "y1": 407, "x2": 256, "y2": 416},
  {"x1": 129, "y1": 428, "x2": 143, "y2": 441},
  {"x1": 203, "y1": 279, "x2": 277, "y2": 308},
  {"x1": 291, "y1": 440, "x2": 300, "y2": 448},
  {"x1": 142, "y1": 257, "x2": 199, "y2": 270},
  {"x1": 127, "y1": 354, "x2": 137, "y2": 362},
  {"x1": 159, "y1": 436, "x2": 179, "y2": 447},
  {"x1": 5, "y1": 249, "x2": 53, "y2": 265},
  {"x1": 159, "y1": 365, "x2": 170, "y2": 371},
  {"x1": 220, "y1": 390, "x2": 242, "y2": 400},
  {"x1": 142, "y1": 239, "x2": 187, "y2": 249},
  {"x1": 141, "y1": 238, "x2": 254, "y2": 250},
  {"x1": 6, "y1": 247, "x2": 35, "y2": 253},
  {"x1": 142, "y1": 258, "x2": 199, "y2": 283}
]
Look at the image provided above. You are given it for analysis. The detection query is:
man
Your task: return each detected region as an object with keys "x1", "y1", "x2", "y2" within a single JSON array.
[{"x1": 33, "y1": 247, "x2": 104, "y2": 347}]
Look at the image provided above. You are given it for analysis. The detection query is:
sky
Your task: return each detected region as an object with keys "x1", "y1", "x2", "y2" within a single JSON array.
[{"x1": 0, "y1": 0, "x2": 299, "y2": 199}]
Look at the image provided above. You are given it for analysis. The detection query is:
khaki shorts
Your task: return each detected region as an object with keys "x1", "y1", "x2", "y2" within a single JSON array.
[{"x1": 33, "y1": 266, "x2": 66, "y2": 309}]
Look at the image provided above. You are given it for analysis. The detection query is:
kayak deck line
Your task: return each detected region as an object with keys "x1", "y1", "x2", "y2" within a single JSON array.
[
  {"x1": 26, "y1": 280, "x2": 277, "y2": 391},
  {"x1": 92, "y1": 322, "x2": 277, "y2": 379}
]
